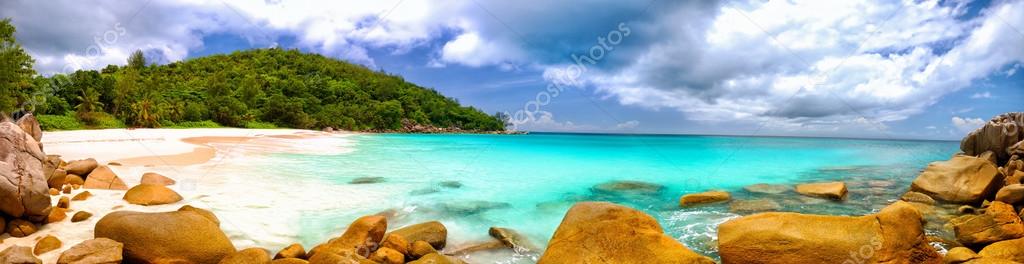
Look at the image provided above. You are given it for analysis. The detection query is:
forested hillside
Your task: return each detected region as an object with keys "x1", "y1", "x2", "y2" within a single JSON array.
[{"x1": 1, "y1": 20, "x2": 506, "y2": 132}]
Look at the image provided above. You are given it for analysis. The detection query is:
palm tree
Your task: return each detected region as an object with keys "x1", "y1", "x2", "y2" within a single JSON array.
[{"x1": 75, "y1": 88, "x2": 103, "y2": 116}]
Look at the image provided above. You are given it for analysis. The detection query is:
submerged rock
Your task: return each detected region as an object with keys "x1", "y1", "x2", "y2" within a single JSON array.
[
  {"x1": 438, "y1": 200, "x2": 511, "y2": 215},
  {"x1": 592, "y1": 180, "x2": 664, "y2": 195},
  {"x1": 679, "y1": 190, "x2": 731, "y2": 207},
  {"x1": 911, "y1": 155, "x2": 1002, "y2": 204},
  {"x1": 388, "y1": 221, "x2": 448, "y2": 250},
  {"x1": 728, "y1": 199, "x2": 781, "y2": 214},
  {"x1": 794, "y1": 181, "x2": 848, "y2": 200},
  {"x1": 439, "y1": 181, "x2": 463, "y2": 189},
  {"x1": 537, "y1": 201, "x2": 715, "y2": 264},
  {"x1": 952, "y1": 201, "x2": 1024, "y2": 246},
  {"x1": 901, "y1": 191, "x2": 937, "y2": 205},
  {"x1": 743, "y1": 183, "x2": 792, "y2": 194},
  {"x1": 489, "y1": 227, "x2": 539, "y2": 252},
  {"x1": 408, "y1": 253, "x2": 465, "y2": 264},
  {"x1": 349, "y1": 177, "x2": 385, "y2": 184},
  {"x1": 95, "y1": 210, "x2": 235, "y2": 263},
  {"x1": 717, "y1": 201, "x2": 941, "y2": 264}
]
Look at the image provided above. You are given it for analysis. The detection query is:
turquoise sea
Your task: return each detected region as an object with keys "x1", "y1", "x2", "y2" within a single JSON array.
[{"x1": 226, "y1": 133, "x2": 958, "y2": 262}]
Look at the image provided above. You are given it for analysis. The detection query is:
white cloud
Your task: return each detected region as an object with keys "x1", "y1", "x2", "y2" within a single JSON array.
[
  {"x1": 952, "y1": 116, "x2": 987, "y2": 133},
  {"x1": 583, "y1": 0, "x2": 1024, "y2": 130},
  {"x1": 615, "y1": 120, "x2": 640, "y2": 130},
  {"x1": 971, "y1": 91, "x2": 992, "y2": 98}
]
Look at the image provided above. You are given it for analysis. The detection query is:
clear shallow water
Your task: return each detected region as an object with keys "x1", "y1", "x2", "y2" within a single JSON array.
[{"x1": 219, "y1": 133, "x2": 958, "y2": 262}]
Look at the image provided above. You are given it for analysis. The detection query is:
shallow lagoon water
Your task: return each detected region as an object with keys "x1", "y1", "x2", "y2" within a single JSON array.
[{"x1": 197, "y1": 133, "x2": 958, "y2": 262}]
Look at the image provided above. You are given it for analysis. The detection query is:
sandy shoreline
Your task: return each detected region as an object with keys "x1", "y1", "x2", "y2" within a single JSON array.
[{"x1": 2, "y1": 128, "x2": 354, "y2": 263}]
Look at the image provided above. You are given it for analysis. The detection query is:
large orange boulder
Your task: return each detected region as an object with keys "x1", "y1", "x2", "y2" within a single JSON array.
[
  {"x1": 140, "y1": 172, "x2": 176, "y2": 186},
  {"x1": 310, "y1": 215, "x2": 387, "y2": 258},
  {"x1": 95, "y1": 210, "x2": 236, "y2": 263},
  {"x1": 0, "y1": 122, "x2": 52, "y2": 222},
  {"x1": 910, "y1": 155, "x2": 1003, "y2": 203},
  {"x1": 123, "y1": 184, "x2": 183, "y2": 205},
  {"x1": 952, "y1": 201, "x2": 1024, "y2": 246},
  {"x1": 387, "y1": 221, "x2": 448, "y2": 250},
  {"x1": 83, "y1": 165, "x2": 128, "y2": 190},
  {"x1": 717, "y1": 201, "x2": 941, "y2": 264},
  {"x1": 961, "y1": 112, "x2": 1023, "y2": 163},
  {"x1": 64, "y1": 158, "x2": 98, "y2": 177},
  {"x1": 536, "y1": 202, "x2": 714, "y2": 264},
  {"x1": 978, "y1": 237, "x2": 1024, "y2": 262}
]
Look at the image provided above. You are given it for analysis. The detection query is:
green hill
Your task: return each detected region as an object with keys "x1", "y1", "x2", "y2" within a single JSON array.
[{"x1": 26, "y1": 48, "x2": 507, "y2": 132}]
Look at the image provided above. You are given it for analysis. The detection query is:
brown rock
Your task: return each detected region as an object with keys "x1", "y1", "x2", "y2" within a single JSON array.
[
  {"x1": 140, "y1": 172, "x2": 176, "y2": 186},
  {"x1": 0, "y1": 122, "x2": 52, "y2": 222},
  {"x1": 729, "y1": 199, "x2": 782, "y2": 213},
  {"x1": 34, "y1": 235, "x2": 62, "y2": 255},
  {"x1": 380, "y1": 234, "x2": 409, "y2": 256},
  {"x1": 953, "y1": 201, "x2": 1024, "y2": 246},
  {"x1": 62, "y1": 185, "x2": 71, "y2": 194},
  {"x1": 65, "y1": 158, "x2": 98, "y2": 176},
  {"x1": 980, "y1": 150, "x2": 1000, "y2": 165},
  {"x1": 95, "y1": 210, "x2": 236, "y2": 263},
  {"x1": 679, "y1": 190, "x2": 731, "y2": 207},
  {"x1": 407, "y1": 253, "x2": 465, "y2": 264},
  {"x1": 71, "y1": 211, "x2": 93, "y2": 222},
  {"x1": 58, "y1": 195, "x2": 70, "y2": 209},
  {"x1": 536, "y1": 202, "x2": 714, "y2": 264},
  {"x1": 6, "y1": 219, "x2": 38, "y2": 237},
  {"x1": 717, "y1": 201, "x2": 941, "y2": 264},
  {"x1": 65, "y1": 174, "x2": 84, "y2": 186},
  {"x1": 0, "y1": 246, "x2": 42, "y2": 264},
  {"x1": 72, "y1": 191, "x2": 92, "y2": 201},
  {"x1": 409, "y1": 241, "x2": 436, "y2": 259},
  {"x1": 122, "y1": 184, "x2": 183, "y2": 205},
  {"x1": 307, "y1": 250, "x2": 375, "y2": 264},
  {"x1": 314, "y1": 215, "x2": 387, "y2": 258},
  {"x1": 996, "y1": 184, "x2": 1024, "y2": 204},
  {"x1": 488, "y1": 227, "x2": 538, "y2": 252},
  {"x1": 15, "y1": 113, "x2": 42, "y2": 144},
  {"x1": 978, "y1": 237, "x2": 1024, "y2": 262},
  {"x1": 743, "y1": 183, "x2": 792, "y2": 194},
  {"x1": 447, "y1": 240, "x2": 504, "y2": 256},
  {"x1": 961, "y1": 112, "x2": 1024, "y2": 163},
  {"x1": 272, "y1": 258, "x2": 309, "y2": 264},
  {"x1": 369, "y1": 247, "x2": 404, "y2": 264},
  {"x1": 48, "y1": 188, "x2": 59, "y2": 195},
  {"x1": 48, "y1": 168, "x2": 67, "y2": 189},
  {"x1": 1006, "y1": 171, "x2": 1024, "y2": 186},
  {"x1": 47, "y1": 207, "x2": 67, "y2": 223},
  {"x1": 219, "y1": 248, "x2": 271, "y2": 264},
  {"x1": 948, "y1": 247, "x2": 981, "y2": 263},
  {"x1": 57, "y1": 238, "x2": 124, "y2": 264},
  {"x1": 178, "y1": 205, "x2": 220, "y2": 225},
  {"x1": 388, "y1": 221, "x2": 447, "y2": 250},
  {"x1": 83, "y1": 166, "x2": 128, "y2": 190},
  {"x1": 911, "y1": 155, "x2": 1003, "y2": 203},
  {"x1": 274, "y1": 243, "x2": 306, "y2": 260},
  {"x1": 795, "y1": 181, "x2": 848, "y2": 200},
  {"x1": 901, "y1": 191, "x2": 937, "y2": 205}
]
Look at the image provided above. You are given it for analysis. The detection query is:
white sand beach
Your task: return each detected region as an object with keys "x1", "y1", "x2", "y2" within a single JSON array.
[{"x1": 2, "y1": 128, "x2": 355, "y2": 263}]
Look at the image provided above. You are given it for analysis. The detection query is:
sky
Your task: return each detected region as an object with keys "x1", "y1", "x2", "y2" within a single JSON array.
[{"x1": 2, "y1": 0, "x2": 1022, "y2": 140}]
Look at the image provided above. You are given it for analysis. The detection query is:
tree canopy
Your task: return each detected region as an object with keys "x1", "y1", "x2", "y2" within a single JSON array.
[{"x1": 1, "y1": 17, "x2": 505, "y2": 132}]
